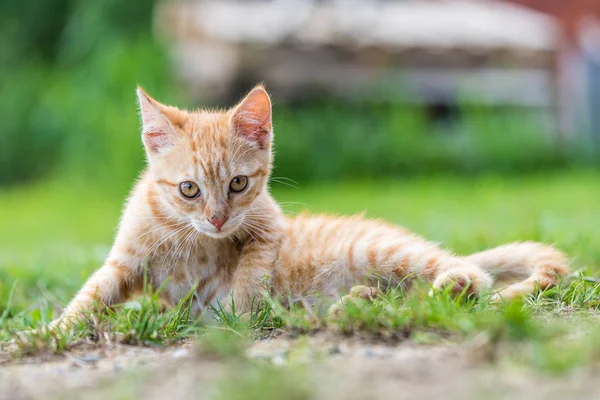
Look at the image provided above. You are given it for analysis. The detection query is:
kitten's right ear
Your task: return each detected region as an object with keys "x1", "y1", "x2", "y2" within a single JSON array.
[
  {"x1": 229, "y1": 86, "x2": 272, "y2": 148},
  {"x1": 136, "y1": 87, "x2": 175, "y2": 154}
]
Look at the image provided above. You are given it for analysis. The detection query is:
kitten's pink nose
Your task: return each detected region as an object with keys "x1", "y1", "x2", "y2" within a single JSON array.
[{"x1": 208, "y1": 215, "x2": 229, "y2": 230}]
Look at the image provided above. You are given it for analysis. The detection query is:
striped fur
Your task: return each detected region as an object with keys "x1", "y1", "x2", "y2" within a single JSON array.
[{"x1": 54, "y1": 86, "x2": 570, "y2": 328}]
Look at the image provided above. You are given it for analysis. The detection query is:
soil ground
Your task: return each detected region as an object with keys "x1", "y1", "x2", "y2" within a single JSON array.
[{"x1": 2, "y1": 334, "x2": 600, "y2": 400}]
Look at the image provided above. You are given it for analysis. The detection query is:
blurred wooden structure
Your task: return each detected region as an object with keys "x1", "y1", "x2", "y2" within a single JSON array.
[
  {"x1": 505, "y1": 0, "x2": 600, "y2": 138},
  {"x1": 156, "y1": 0, "x2": 600, "y2": 138},
  {"x1": 157, "y1": 0, "x2": 557, "y2": 104}
]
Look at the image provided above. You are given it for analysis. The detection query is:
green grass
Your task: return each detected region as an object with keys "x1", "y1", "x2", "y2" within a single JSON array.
[{"x1": 1, "y1": 170, "x2": 600, "y2": 375}]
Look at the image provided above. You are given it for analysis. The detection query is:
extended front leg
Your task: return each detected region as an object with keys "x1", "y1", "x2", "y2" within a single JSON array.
[{"x1": 53, "y1": 250, "x2": 144, "y2": 330}]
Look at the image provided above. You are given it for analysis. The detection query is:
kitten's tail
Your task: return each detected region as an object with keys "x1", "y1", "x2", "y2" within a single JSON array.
[{"x1": 462, "y1": 241, "x2": 570, "y2": 302}]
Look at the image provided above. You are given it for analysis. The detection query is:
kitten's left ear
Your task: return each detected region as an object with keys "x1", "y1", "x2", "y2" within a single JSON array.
[
  {"x1": 229, "y1": 86, "x2": 272, "y2": 148},
  {"x1": 137, "y1": 87, "x2": 176, "y2": 154}
]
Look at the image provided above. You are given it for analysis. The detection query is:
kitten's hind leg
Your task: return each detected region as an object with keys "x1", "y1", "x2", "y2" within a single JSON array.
[
  {"x1": 489, "y1": 271, "x2": 565, "y2": 303},
  {"x1": 489, "y1": 278, "x2": 538, "y2": 303},
  {"x1": 431, "y1": 265, "x2": 493, "y2": 297},
  {"x1": 464, "y1": 242, "x2": 570, "y2": 302}
]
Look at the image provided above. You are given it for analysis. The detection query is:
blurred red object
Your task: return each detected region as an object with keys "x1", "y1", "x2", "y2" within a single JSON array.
[{"x1": 506, "y1": 0, "x2": 600, "y2": 45}]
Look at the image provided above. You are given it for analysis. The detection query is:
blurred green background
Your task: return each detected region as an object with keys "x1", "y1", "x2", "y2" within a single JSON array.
[
  {"x1": 3, "y1": 0, "x2": 599, "y2": 191},
  {"x1": 1, "y1": 0, "x2": 600, "y2": 319}
]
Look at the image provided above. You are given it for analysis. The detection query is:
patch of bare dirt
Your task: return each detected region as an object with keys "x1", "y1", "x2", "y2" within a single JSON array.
[
  {"x1": 0, "y1": 341, "x2": 195, "y2": 400},
  {"x1": 2, "y1": 335, "x2": 600, "y2": 400}
]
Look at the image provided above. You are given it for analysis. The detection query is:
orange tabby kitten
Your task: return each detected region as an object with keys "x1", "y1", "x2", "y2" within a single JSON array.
[{"x1": 54, "y1": 86, "x2": 569, "y2": 327}]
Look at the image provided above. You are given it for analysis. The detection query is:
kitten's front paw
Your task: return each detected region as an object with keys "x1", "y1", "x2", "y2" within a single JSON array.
[
  {"x1": 328, "y1": 285, "x2": 381, "y2": 318},
  {"x1": 431, "y1": 267, "x2": 492, "y2": 297},
  {"x1": 11, "y1": 325, "x2": 59, "y2": 349}
]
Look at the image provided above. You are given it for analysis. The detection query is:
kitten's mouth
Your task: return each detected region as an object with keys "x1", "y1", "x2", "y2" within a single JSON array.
[
  {"x1": 190, "y1": 217, "x2": 243, "y2": 239},
  {"x1": 204, "y1": 230, "x2": 233, "y2": 239}
]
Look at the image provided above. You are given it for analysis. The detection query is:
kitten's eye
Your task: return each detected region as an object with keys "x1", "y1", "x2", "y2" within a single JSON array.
[
  {"x1": 229, "y1": 176, "x2": 248, "y2": 193},
  {"x1": 179, "y1": 181, "x2": 200, "y2": 198}
]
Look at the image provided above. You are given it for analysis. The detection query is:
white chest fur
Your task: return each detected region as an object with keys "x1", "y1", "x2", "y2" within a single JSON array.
[{"x1": 148, "y1": 239, "x2": 241, "y2": 317}]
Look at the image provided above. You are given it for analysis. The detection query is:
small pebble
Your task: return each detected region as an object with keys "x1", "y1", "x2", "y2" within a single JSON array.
[
  {"x1": 171, "y1": 349, "x2": 189, "y2": 359},
  {"x1": 271, "y1": 354, "x2": 286, "y2": 366},
  {"x1": 328, "y1": 344, "x2": 341, "y2": 355},
  {"x1": 78, "y1": 354, "x2": 100, "y2": 364},
  {"x1": 363, "y1": 348, "x2": 375, "y2": 358}
]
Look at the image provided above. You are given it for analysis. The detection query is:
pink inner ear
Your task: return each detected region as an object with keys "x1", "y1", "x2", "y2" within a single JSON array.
[
  {"x1": 143, "y1": 131, "x2": 171, "y2": 153},
  {"x1": 137, "y1": 88, "x2": 175, "y2": 154},
  {"x1": 231, "y1": 88, "x2": 272, "y2": 146},
  {"x1": 234, "y1": 114, "x2": 271, "y2": 142}
]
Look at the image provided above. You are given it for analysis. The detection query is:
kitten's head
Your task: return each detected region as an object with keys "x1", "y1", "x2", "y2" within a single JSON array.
[{"x1": 137, "y1": 85, "x2": 273, "y2": 239}]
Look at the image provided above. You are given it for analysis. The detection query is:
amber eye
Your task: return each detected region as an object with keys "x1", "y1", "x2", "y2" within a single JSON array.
[
  {"x1": 179, "y1": 181, "x2": 200, "y2": 198},
  {"x1": 229, "y1": 176, "x2": 248, "y2": 193}
]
